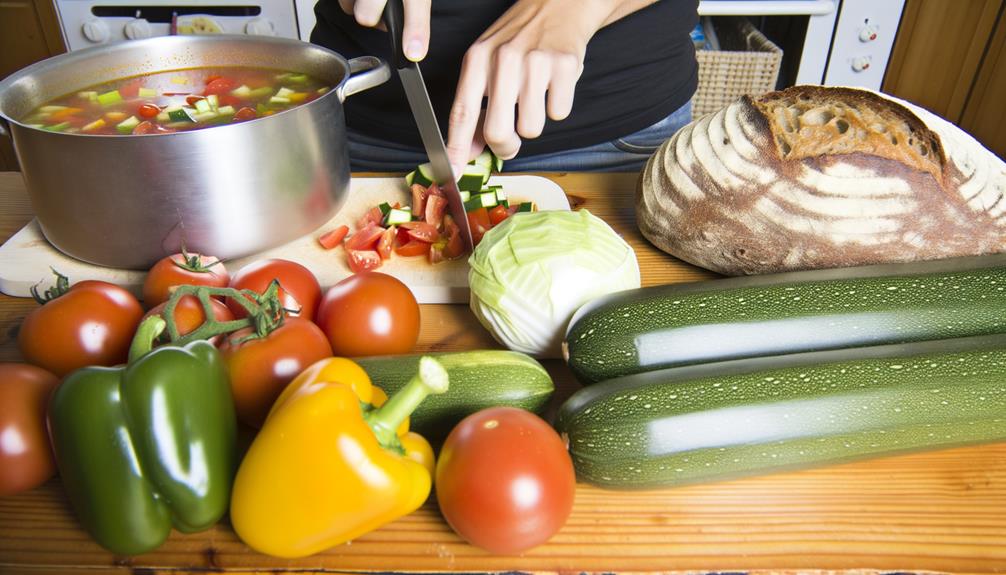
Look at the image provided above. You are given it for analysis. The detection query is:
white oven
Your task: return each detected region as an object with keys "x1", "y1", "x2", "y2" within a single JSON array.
[
  {"x1": 54, "y1": 0, "x2": 301, "y2": 51},
  {"x1": 697, "y1": 0, "x2": 906, "y2": 90}
]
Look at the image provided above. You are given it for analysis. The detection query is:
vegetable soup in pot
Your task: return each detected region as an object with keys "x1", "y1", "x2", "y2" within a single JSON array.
[{"x1": 20, "y1": 67, "x2": 330, "y2": 135}]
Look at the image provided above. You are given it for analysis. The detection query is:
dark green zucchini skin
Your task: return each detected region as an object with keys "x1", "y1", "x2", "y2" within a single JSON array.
[
  {"x1": 556, "y1": 335, "x2": 1006, "y2": 490},
  {"x1": 355, "y1": 350, "x2": 553, "y2": 441},
  {"x1": 565, "y1": 254, "x2": 1006, "y2": 384}
]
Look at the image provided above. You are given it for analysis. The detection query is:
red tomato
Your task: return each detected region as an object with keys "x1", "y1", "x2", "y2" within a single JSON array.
[
  {"x1": 425, "y1": 194, "x2": 447, "y2": 229},
  {"x1": 218, "y1": 317, "x2": 332, "y2": 428},
  {"x1": 138, "y1": 103, "x2": 161, "y2": 118},
  {"x1": 132, "y1": 121, "x2": 158, "y2": 135},
  {"x1": 0, "y1": 364, "x2": 60, "y2": 496},
  {"x1": 400, "y1": 221, "x2": 440, "y2": 243},
  {"x1": 436, "y1": 407, "x2": 576, "y2": 554},
  {"x1": 316, "y1": 271, "x2": 420, "y2": 356},
  {"x1": 488, "y1": 204, "x2": 509, "y2": 226},
  {"x1": 204, "y1": 77, "x2": 238, "y2": 96},
  {"x1": 18, "y1": 280, "x2": 144, "y2": 376},
  {"x1": 357, "y1": 206, "x2": 385, "y2": 230},
  {"x1": 119, "y1": 80, "x2": 142, "y2": 99},
  {"x1": 442, "y1": 215, "x2": 465, "y2": 259},
  {"x1": 411, "y1": 184, "x2": 429, "y2": 217},
  {"x1": 233, "y1": 107, "x2": 257, "y2": 122},
  {"x1": 376, "y1": 226, "x2": 396, "y2": 260},
  {"x1": 467, "y1": 207, "x2": 491, "y2": 245},
  {"x1": 143, "y1": 294, "x2": 234, "y2": 339},
  {"x1": 227, "y1": 259, "x2": 322, "y2": 322},
  {"x1": 318, "y1": 225, "x2": 349, "y2": 250},
  {"x1": 394, "y1": 239, "x2": 431, "y2": 258},
  {"x1": 346, "y1": 249, "x2": 383, "y2": 273},
  {"x1": 345, "y1": 223, "x2": 386, "y2": 251},
  {"x1": 186, "y1": 95, "x2": 205, "y2": 107},
  {"x1": 142, "y1": 252, "x2": 230, "y2": 308}
]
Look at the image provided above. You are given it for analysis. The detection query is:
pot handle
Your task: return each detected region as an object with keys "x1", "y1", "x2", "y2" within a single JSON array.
[{"x1": 340, "y1": 56, "x2": 391, "y2": 101}]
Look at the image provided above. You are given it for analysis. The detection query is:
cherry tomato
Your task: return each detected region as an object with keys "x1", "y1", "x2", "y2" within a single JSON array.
[
  {"x1": 233, "y1": 107, "x2": 257, "y2": 122},
  {"x1": 315, "y1": 272, "x2": 420, "y2": 356},
  {"x1": 143, "y1": 294, "x2": 234, "y2": 339},
  {"x1": 0, "y1": 364, "x2": 60, "y2": 496},
  {"x1": 143, "y1": 252, "x2": 230, "y2": 308},
  {"x1": 138, "y1": 103, "x2": 161, "y2": 118},
  {"x1": 346, "y1": 249, "x2": 383, "y2": 273},
  {"x1": 18, "y1": 280, "x2": 144, "y2": 377},
  {"x1": 203, "y1": 77, "x2": 237, "y2": 96},
  {"x1": 227, "y1": 259, "x2": 322, "y2": 322},
  {"x1": 436, "y1": 407, "x2": 576, "y2": 554},
  {"x1": 218, "y1": 317, "x2": 332, "y2": 428}
]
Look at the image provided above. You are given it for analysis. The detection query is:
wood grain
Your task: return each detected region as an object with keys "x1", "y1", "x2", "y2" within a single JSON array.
[
  {"x1": 883, "y1": 0, "x2": 1004, "y2": 123},
  {"x1": 2, "y1": 171, "x2": 1006, "y2": 574},
  {"x1": 961, "y1": 6, "x2": 1006, "y2": 159}
]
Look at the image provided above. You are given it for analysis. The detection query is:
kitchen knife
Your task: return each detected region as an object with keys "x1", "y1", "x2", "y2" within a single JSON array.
[{"x1": 383, "y1": 0, "x2": 474, "y2": 253}]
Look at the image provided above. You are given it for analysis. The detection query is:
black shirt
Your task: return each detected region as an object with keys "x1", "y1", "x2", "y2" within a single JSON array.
[{"x1": 311, "y1": 0, "x2": 698, "y2": 157}]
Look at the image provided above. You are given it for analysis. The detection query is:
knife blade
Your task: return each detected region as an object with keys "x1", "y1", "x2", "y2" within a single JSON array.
[{"x1": 383, "y1": 0, "x2": 474, "y2": 254}]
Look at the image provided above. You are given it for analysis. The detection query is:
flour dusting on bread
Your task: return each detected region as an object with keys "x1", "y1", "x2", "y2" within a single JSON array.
[{"x1": 637, "y1": 85, "x2": 1006, "y2": 275}]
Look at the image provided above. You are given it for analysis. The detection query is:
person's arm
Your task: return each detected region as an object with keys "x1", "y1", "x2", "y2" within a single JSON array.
[{"x1": 445, "y1": 0, "x2": 662, "y2": 171}]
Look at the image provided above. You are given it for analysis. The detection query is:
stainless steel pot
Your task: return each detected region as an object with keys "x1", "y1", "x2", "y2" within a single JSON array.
[{"x1": 0, "y1": 35, "x2": 389, "y2": 269}]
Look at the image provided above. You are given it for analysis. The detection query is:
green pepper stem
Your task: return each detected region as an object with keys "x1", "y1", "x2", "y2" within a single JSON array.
[
  {"x1": 129, "y1": 315, "x2": 167, "y2": 362},
  {"x1": 365, "y1": 356, "x2": 449, "y2": 446}
]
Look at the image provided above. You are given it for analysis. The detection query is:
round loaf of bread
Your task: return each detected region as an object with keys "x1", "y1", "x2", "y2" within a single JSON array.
[{"x1": 637, "y1": 85, "x2": 1006, "y2": 275}]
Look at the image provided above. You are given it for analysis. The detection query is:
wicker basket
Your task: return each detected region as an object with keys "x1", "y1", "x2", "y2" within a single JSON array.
[{"x1": 693, "y1": 17, "x2": 783, "y2": 118}]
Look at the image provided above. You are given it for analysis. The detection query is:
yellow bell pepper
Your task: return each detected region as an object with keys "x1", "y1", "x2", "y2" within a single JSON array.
[{"x1": 230, "y1": 356, "x2": 447, "y2": 558}]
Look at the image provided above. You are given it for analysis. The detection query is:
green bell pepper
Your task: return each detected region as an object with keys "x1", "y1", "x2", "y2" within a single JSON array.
[{"x1": 48, "y1": 316, "x2": 238, "y2": 555}]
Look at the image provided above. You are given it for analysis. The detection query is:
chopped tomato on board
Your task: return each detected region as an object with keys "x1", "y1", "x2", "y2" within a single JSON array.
[
  {"x1": 467, "y1": 207, "x2": 492, "y2": 245},
  {"x1": 488, "y1": 204, "x2": 509, "y2": 226},
  {"x1": 376, "y1": 226, "x2": 396, "y2": 260},
  {"x1": 318, "y1": 225, "x2": 349, "y2": 249},
  {"x1": 411, "y1": 184, "x2": 429, "y2": 217},
  {"x1": 345, "y1": 223, "x2": 386, "y2": 251},
  {"x1": 346, "y1": 249, "x2": 382, "y2": 273},
  {"x1": 425, "y1": 195, "x2": 447, "y2": 229},
  {"x1": 357, "y1": 206, "x2": 384, "y2": 229},
  {"x1": 400, "y1": 221, "x2": 440, "y2": 244},
  {"x1": 395, "y1": 239, "x2": 432, "y2": 258}
]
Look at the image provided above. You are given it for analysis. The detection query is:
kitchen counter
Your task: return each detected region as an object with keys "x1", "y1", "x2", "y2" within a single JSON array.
[{"x1": 1, "y1": 170, "x2": 1005, "y2": 574}]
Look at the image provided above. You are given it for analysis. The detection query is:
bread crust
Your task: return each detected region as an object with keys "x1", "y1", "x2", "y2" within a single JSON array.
[{"x1": 637, "y1": 86, "x2": 1006, "y2": 275}]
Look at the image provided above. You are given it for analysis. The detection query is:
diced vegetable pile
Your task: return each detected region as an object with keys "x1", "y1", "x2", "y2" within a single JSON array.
[{"x1": 319, "y1": 151, "x2": 537, "y2": 271}]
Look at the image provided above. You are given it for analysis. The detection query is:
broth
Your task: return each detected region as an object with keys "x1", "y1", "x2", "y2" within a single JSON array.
[{"x1": 20, "y1": 67, "x2": 330, "y2": 135}]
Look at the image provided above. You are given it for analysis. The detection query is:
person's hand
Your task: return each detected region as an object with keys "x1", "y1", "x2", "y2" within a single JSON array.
[
  {"x1": 445, "y1": 0, "x2": 624, "y2": 171},
  {"x1": 339, "y1": 0, "x2": 431, "y2": 61}
]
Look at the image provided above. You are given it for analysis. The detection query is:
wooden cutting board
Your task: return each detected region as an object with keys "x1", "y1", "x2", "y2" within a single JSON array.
[{"x1": 0, "y1": 175, "x2": 570, "y2": 303}]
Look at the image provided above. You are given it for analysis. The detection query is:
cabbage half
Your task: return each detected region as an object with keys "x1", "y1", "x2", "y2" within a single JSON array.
[{"x1": 468, "y1": 210, "x2": 640, "y2": 358}]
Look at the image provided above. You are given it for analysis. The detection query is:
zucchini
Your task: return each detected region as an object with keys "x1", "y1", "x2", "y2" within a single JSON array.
[
  {"x1": 355, "y1": 350, "x2": 554, "y2": 441},
  {"x1": 556, "y1": 334, "x2": 1006, "y2": 490},
  {"x1": 565, "y1": 255, "x2": 1006, "y2": 384}
]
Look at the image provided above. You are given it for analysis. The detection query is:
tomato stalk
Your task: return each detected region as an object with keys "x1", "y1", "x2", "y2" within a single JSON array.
[
  {"x1": 29, "y1": 269, "x2": 71, "y2": 305},
  {"x1": 172, "y1": 249, "x2": 222, "y2": 273},
  {"x1": 160, "y1": 280, "x2": 288, "y2": 346}
]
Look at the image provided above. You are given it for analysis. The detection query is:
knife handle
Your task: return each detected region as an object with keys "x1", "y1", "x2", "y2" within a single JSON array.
[{"x1": 382, "y1": 0, "x2": 408, "y2": 70}]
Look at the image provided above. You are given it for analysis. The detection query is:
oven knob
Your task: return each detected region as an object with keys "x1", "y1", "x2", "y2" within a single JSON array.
[
  {"x1": 82, "y1": 18, "x2": 111, "y2": 43},
  {"x1": 124, "y1": 18, "x2": 152, "y2": 40},
  {"x1": 245, "y1": 18, "x2": 276, "y2": 36},
  {"x1": 859, "y1": 24, "x2": 879, "y2": 43},
  {"x1": 851, "y1": 56, "x2": 872, "y2": 72}
]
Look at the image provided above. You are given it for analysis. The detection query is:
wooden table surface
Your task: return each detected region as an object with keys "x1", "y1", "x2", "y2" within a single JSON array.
[{"x1": 1, "y1": 170, "x2": 1005, "y2": 574}]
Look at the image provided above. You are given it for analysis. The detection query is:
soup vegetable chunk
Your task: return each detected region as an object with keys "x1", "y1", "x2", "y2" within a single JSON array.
[{"x1": 20, "y1": 68, "x2": 329, "y2": 135}]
